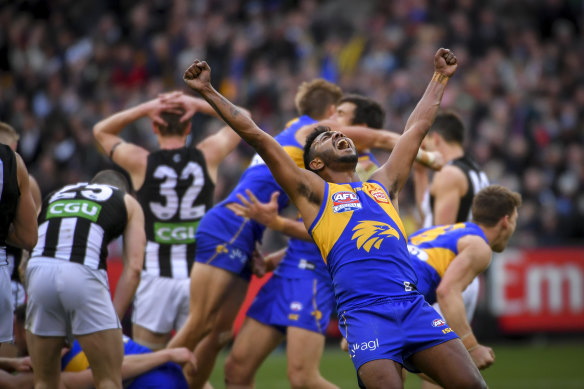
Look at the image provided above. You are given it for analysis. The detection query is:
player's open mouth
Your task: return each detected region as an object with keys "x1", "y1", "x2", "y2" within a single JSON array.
[{"x1": 336, "y1": 138, "x2": 350, "y2": 150}]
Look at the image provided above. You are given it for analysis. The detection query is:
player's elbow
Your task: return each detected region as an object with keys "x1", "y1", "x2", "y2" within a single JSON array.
[
  {"x1": 14, "y1": 229, "x2": 38, "y2": 252},
  {"x1": 435, "y1": 284, "x2": 455, "y2": 303}
]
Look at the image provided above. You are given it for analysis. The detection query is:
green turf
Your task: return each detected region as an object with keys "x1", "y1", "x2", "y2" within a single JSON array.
[{"x1": 208, "y1": 343, "x2": 584, "y2": 388}]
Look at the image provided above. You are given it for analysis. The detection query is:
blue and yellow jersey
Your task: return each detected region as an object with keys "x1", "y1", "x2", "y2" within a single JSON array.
[
  {"x1": 212, "y1": 115, "x2": 317, "y2": 252},
  {"x1": 308, "y1": 180, "x2": 416, "y2": 312},
  {"x1": 277, "y1": 152, "x2": 381, "y2": 281},
  {"x1": 61, "y1": 335, "x2": 149, "y2": 372},
  {"x1": 407, "y1": 222, "x2": 487, "y2": 304}
]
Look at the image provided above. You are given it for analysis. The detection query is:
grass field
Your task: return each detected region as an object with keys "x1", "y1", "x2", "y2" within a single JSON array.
[{"x1": 208, "y1": 343, "x2": 584, "y2": 388}]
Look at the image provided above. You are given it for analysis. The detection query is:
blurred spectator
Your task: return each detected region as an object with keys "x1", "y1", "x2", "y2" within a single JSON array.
[{"x1": 0, "y1": 0, "x2": 581, "y2": 246}]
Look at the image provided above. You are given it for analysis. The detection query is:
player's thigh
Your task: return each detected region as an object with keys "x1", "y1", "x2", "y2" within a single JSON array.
[
  {"x1": 25, "y1": 331, "x2": 64, "y2": 378},
  {"x1": 409, "y1": 338, "x2": 485, "y2": 389},
  {"x1": 188, "y1": 262, "x2": 240, "y2": 316},
  {"x1": 76, "y1": 328, "x2": 124, "y2": 378},
  {"x1": 358, "y1": 359, "x2": 404, "y2": 389},
  {"x1": 286, "y1": 327, "x2": 326, "y2": 372},
  {"x1": 226, "y1": 317, "x2": 284, "y2": 376}
]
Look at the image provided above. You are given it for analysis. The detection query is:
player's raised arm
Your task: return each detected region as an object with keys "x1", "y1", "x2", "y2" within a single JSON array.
[
  {"x1": 370, "y1": 48, "x2": 457, "y2": 204},
  {"x1": 183, "y1": 60, "x2": 323, "y2": 221}
]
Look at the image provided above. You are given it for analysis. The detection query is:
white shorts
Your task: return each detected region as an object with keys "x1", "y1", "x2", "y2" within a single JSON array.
[
  {"x1": 433, "y1": 276, "x2": 480, "y2": 322},
  {"x1": 132, "y1": 272, "x2": 190, "y2": 334},
  {"x1": 25, "y1": 257, "x2": 121, "y2": 338},
  {"x1": 0, "y1": 265, "x2": 13, "y2": 342}
]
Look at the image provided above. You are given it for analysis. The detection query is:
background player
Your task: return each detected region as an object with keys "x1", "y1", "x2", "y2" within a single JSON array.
[
  {"x1": 408, "y1": 185, "x2": 521, "y2": 372},
  {"x1": 93, "y1": 91, "x2": 244, "y2": 350},
  {"x1": 25, "y1": 170, "x2": 145, "y2": 389}
]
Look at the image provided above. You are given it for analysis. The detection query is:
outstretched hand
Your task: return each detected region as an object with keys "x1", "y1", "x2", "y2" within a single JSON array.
[
  {"x1": 184, "y1": 60, "x2": 212, "y2": 92},
  {"x1": 226, "y1": 190, "x2": 280, "y2": 228},
  {"x1": 434, "y1": 48, "x2": 457, "y2": 78}
]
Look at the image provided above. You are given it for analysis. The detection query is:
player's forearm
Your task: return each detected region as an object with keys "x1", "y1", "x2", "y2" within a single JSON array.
[
  {"x1": 93, "y1": 102, "x2": 151, "y2": 139},
  {"x1": 404, "y1": 74, "x2": 448, "y2": 138},
  {"x1": 120, "y1": 350, "x2": 174, "y2": 379},
  {"x1": 437, "y1": 292, "x2": 475, "y2": 349},
  {"x1": 113, "y1": 267, "x2": 141, "y2": 319},
  {"x1": 271, "y1": 217, "x2": 311, "y2": 241}
]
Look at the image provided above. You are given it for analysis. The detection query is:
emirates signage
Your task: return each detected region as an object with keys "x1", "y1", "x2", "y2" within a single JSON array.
[{"x1": 490, "y1": 248, "x2": 584, "y2": 332}]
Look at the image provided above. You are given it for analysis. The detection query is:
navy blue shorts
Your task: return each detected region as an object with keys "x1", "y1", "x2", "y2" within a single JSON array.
[
  {"x1": 339, "y1": 293, "x2": 458, "y2": 373},
  {"x1": 247, "y1": 274, "x2": 335, "y2": 335}
]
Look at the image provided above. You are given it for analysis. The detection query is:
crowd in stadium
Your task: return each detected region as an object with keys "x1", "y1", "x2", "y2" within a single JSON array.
[{"x1": 1, "y1": 0, "x2": 582, "y2": 246}]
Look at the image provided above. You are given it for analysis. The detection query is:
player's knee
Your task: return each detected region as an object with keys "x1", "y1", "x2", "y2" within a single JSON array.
[
  {"x1": 452, "y1": 371, "x2": 487, "y2": 389},
  {"x1": 224, "y1": 352, "x2": 252, "y2": 385},
  {"x1": 287, "y1": 364, "x2": 317, "y2": 389}
]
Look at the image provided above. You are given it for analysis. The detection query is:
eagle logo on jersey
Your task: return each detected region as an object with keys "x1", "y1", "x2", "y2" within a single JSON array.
[{"x1": 351, "y1": 221, "x2": 400, "y2": 252}]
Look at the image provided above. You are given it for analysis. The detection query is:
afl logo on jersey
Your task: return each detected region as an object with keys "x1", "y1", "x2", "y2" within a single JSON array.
[
  {"x1": 432, "y1": 319, "x2": 446, "y2": 327},
  {"x1": 369, "y1": 188, "x2": 389, "y2": 203},
  {"x1": 332, "y1": 191, "x2": 362, "y2": 213}
]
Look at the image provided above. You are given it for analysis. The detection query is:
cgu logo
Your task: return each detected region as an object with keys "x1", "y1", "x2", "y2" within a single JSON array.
[
  {"x1": 350, "y1": 338, "x2": 380, "y2": 356},
  {"x1": 47, "y1": 200, "x2": 101, "y2": 222},
  {"x1": 333, "y1": 192, "x2": 359, "y2": 203},
  {"x1": 154, "y1": 221, "x2": 199, "y2": 244}
]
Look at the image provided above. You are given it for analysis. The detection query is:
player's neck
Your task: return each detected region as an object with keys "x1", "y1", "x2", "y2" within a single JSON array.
[
  {"x1": 158, "y1": 136, "x2": 186, "y2": 150},
  {"x1": 439, "y1": 143, "x2": 464, "y2": 162},
  {"x1": 323, "y1": 170, "x2": 360, "y2": 184}
]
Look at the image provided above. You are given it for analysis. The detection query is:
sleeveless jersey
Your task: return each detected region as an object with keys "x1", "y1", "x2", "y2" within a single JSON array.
[
  {"x1": 421, "y1": 155, "x2": 489, "y2": 228},
  {"x1": 31, "y1": 182, "x2": 127, "y2": 270},
  {"x1": 0, "y1": 145, "x2": 19, "y2": 266},
  {"x1": 204, "y1": 115, "x2": 316, "y2": 254},
  {"x1": 276, "y1": 151, "x2": 380, "y2": 281},
  {"x1": 407, "y1": 222, "x2": 487, "y2": 304},
  {"x1": 137, "y1": 148, "x2": 214, "y2": 279},
  {"x1": 309, "y1": 180, "x2": 416, "y2": 312}
]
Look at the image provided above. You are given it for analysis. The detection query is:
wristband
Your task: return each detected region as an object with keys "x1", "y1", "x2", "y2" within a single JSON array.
[{"x1": 432, "y1": 72, "x2": 449, "y2": 85}]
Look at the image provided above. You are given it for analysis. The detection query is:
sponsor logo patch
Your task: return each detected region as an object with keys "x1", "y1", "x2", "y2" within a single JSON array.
[
  {"x1": 290, "y1": 302, "x2": 303, "y2": 312},
  {"x1": 369, "y1": 188, "x2": 389, "y2": 203},
  {"x1": 350, "y1": 338, "x2": 380, "y2": 358},
  {"x1": 432, "y1": 318, "x2": 446, "y2": 327},
  {"x1": 46, "y1": 200, "x2": 102, "y2": 222},
  {"x1": 154, "y1": 221, "x2": 200, "y2": 244},
  {"x1": 332, "y1": 191, "x2": 362, "y2": 213}
]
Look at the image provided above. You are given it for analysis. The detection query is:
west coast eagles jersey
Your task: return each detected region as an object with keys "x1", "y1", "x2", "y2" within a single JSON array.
[
  {"x1": 407, "y1": 222, "x2": 487, "y2": 304},
  {"x1": 309, "y1": 180, "x2": 417, "y2": 312}
]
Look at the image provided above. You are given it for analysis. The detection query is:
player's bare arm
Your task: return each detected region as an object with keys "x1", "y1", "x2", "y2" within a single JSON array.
[
  {"x1": 430, "y1": 165, "x2": 468, "y2": 225},
  {"x1": 196, "y1": 125, "x2": 242, "y2": 183},
  {"x1": 7, "y1": 152, "x2": 38, "y2": 251},
  {"x1": 113, "y1": 195, "x2": 146, "y2": 319},
  {"x1": 370, "y1": 48, "x2": 457, "y2": 207},
  {"x1": 226, "y1": 189, "x2": 312, "y2": 241},
  {"x1": 436, "y1": 236, "x2": 494, "y2": 369},
  {"x1": 183, "y1": 60, "x2": 323, "y2": 227}
]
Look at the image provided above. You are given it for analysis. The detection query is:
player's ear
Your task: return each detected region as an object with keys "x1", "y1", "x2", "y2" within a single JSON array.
[
  {"x1": 309, "y1": 157, "x2": 324, "y2": 172},
  {"x1": 152, "y1": 122, "x2": 160, "y2": 135}
]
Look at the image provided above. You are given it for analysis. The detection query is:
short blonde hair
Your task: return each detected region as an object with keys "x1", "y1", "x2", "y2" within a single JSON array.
[
  {"x1": 0, "y1": 122, "x2": 19, "y2": 145},
  {"x1": 294, "y1": 79, "x2": 342, "y2": 119}
]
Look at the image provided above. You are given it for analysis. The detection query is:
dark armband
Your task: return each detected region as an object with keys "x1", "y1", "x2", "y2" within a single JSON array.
[{"x1": 109, "y1": 142, "x2": 122, "y2": 159}]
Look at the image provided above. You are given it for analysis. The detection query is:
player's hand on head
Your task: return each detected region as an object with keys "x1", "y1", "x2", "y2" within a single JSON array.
[
  {"x1": 434, "y1": 48, "x2": 457, "y2": 78},
  {"x1": 184, "y1": 60, "x2": 211, "y2": 91},
  {"x1": 427, "y1": 150, "x2": 445, "y2": 171}
]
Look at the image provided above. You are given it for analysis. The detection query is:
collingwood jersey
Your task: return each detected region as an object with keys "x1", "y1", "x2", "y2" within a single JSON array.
[
  {"x1": 137, "y1": 148, "x2": 214, "y2": 279},
  {"x1": 0, "y1": 145, "x2": 20, "y2": 266},
  {"x1": 31, "y1": 182, "x2": 127, "y2": 270},
  {"x1": 421, "y1": 155, "x2": 489, "y2": 228}
]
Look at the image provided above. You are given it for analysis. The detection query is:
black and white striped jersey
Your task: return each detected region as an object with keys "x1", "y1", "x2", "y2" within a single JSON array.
[
  {"x1": 0, "y1": 144, "x2": 20, "y2": 267},
  {"x1": 31, "y1": 182, "x2": 127, "y2": 270},
  {"x1": 422, "y1": 154, "x2": 489, "y2": 228},
  {"x1": 137, "y1": 148, "x2": 214, "y2": 279}
]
